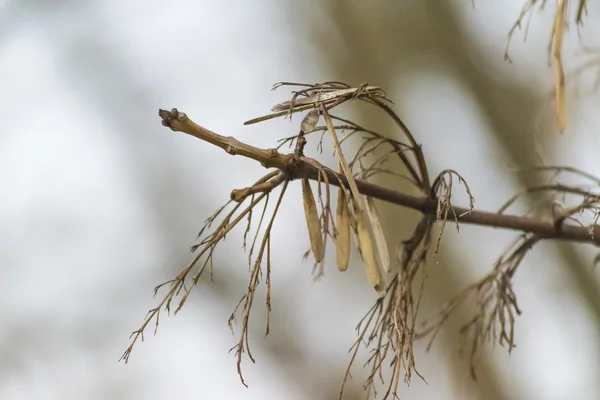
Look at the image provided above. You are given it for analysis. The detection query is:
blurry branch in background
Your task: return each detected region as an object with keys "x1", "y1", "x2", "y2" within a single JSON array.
[{"x1": 120, "y1": 80, "x2": 600, "y2": 399}]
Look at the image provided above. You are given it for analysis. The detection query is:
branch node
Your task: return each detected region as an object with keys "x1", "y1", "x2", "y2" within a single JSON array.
[{"x1": 225, "y1": 145, "x2": 237, "y2": 155}]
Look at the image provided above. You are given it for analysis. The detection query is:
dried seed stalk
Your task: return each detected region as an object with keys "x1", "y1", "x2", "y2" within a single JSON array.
[
  {"x1": 551, "y1": 0, "x2": 567, "y2": 133},
  {"x1": 336, "y1": 182, "x2": 351, "y2": 272},
  {"x1": 302, "y1": 178, "x2": 324, "y2": 263}
]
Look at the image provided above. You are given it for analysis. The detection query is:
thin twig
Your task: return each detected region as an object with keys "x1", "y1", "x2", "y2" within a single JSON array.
[{"x1": 159, "y1": 108, "x2": 600, "y2": 246}]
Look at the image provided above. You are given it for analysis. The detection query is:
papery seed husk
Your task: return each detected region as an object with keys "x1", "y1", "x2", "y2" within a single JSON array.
[
  {"x1": 335, "y1": 184, "x2": 351, "y2": 272},
  {"x1": 300, "y1": 110, "x2": 320, "y2": 134},
  {"x1": 302, "y1": 179, "x2": 324, "y2": 263},
  {"x1": 339, "y1": 167, "x2": 361, "y2": 258},
  {"x1": 364, "y1": 196, "x2": 390, "y2": 273},
  {"x1": 352, "y1": 201, "x2": 386, "y2": 297},
  {"x1": 349, "y1": 208, "x2": 362, "y2": 259}
]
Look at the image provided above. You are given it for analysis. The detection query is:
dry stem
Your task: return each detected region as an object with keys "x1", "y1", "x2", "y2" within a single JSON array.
[{"x1": 158, "y1": 108, "x2": 600, "y2": 246}]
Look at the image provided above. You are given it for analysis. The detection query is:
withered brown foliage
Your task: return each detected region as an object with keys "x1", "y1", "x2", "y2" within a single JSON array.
[
  {"x1": 119, "y1": 6, "x2": 600, "y2": 397},
  {"x1": 118, "y1": 76, "x2": 600, "y2": 398}
]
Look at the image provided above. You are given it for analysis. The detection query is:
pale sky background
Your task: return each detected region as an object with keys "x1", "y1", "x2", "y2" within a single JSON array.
[{"x1": 2, "y1": 1, "x2": 600, "y2": 399}]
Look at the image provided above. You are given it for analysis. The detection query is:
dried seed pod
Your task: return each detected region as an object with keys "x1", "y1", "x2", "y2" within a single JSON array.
[
  {"x1": 364, "y1": 196, "x2": 390, "y2": 273},
  {"x1": 300, "y1": 110, "x2": 320, "y2": 134},
  {"x1": 302, "y1": 179, "x2": 324, "y2": 263},
  {"x1": 338, "y1": 166, "x2": 362, "y2": 258},
  {"x1": 352, "y1": 201, "x2": 386, "y2": 297},
  {"x1": 335, "y1": 185, "x2": 351, "y2": 272},
  {"x1": 349, "y1": 206, "x2": 362, "y2": 258}
]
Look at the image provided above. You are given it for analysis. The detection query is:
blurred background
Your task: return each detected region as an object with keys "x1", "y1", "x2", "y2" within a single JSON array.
[{"x1": 2, "y1": 0, "x2": 600, "y2": 399}]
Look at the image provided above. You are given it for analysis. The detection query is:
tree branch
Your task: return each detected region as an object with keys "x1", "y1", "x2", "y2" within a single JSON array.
[{"x1": 159, "y1": 108, "x2": 600, "y2": 246}]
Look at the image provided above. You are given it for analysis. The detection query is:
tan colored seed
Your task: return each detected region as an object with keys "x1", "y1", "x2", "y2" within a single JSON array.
[
  {"x1": 364, "y1": 196, "x2": 390, "y2": 273},
  {"x1": 335, "y1": 184, "x2": 351, "y2": 272},
  {"x1": 302, "y1": 179, "x2": 324, "y2": 263},
  {"x1": 300, "y1": 110, "x2": 320, "y2": 134},
  {"x1": 348, "y1": 201, "x2": 362, "y2": 258},
  {"x1": 352, "y1": 200, "x2": 386, "y2": 297}
]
